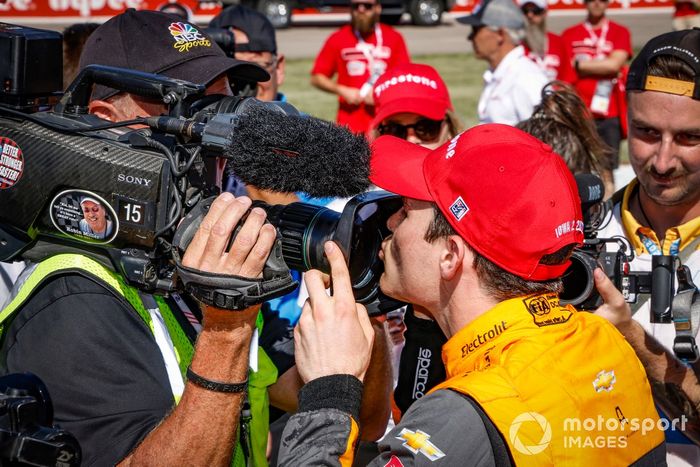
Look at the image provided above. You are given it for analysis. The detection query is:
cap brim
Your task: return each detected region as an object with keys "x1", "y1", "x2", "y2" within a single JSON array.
[
  {"x1": 456, "y1": 14, "x2": 483, "y2": 25},
  {"x1": 92, "y1": 55, "x2": 270, "y2": 101},
  {"x1": 370, "y1": 136, "x2": 433, "y2": 201},
  {"x1": 166, "y1": 55, "x2": 270, "y2": 85},
  {"x1": 370, "y1": 98, "x2": 449, "y2": 130}
]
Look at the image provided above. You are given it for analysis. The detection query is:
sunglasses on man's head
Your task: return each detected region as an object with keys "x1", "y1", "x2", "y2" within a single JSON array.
[
  {"x1": 351, "y1": 2, "x2": 376, "y2": 10},
  {"x1": 377, "y1": 118, "x2": 445, "y2": 142},
  {"x1": 521, "y1": 5, "x2": 545, "y2": 15}
]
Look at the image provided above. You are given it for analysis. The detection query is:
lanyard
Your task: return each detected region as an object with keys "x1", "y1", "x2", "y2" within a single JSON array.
[
  {"x1": 583, "y1": 19, "x2": 609, "y2": 58},
  {"x1": 635, "y1": 186, "x2": 682, "y2": 256},
  {"x1": 638, "y1": 232, "x2": 681, "y2": 256},
  {"x1": 354, "y1": 24, "x2": 383, "y2": 67}
]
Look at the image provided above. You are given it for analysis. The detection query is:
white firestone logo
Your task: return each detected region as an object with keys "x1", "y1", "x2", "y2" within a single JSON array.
[
  {"x1": 444, "y1": 133, "x2": 462, "y2": 159},
  {"x1": 374, "y1": 74, "x2": 438, "y2": 98}
]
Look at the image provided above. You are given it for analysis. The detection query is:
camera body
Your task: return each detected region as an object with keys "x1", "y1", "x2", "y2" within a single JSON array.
[
  {"x1": 0, "y1": 23, "x2": 62, "y2": 112},
  {"x1": 0, "y1": 373, "x2": 81, "y2": 467},
  {"x1": 560, "y1": 175, "x2": 674, "y2": 317}
]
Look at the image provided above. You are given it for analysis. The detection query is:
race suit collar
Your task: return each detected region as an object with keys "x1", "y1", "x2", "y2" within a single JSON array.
[{"x1": 441, "y1": 293, "x2": 576, "y2": 377}]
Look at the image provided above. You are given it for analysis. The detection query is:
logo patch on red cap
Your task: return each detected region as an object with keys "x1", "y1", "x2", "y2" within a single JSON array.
[
  {"x1": 449, "y1": 196, "x2": 469, "y2": 221},
  {"x1": 169, "y1": 22, "x2": 211, "y2": 53}
]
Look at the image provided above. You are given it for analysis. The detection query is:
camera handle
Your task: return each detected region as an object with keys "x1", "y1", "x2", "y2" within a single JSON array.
[
  {"x1": 672, "y1": 264, "x2": 700, "y2": 362},
  {"x1": 171, "y1": 196, "x2": 299, "y2": 310},
  {"x1": 55, "y1": 64, "x2": 205, "y2": 116}
]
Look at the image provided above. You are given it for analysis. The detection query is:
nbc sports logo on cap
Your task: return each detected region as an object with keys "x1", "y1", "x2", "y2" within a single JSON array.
[
  {"x1": 169, "y1": 22, "x2": 212, "y2": 52},
  {"x1": 449, "y1": 196, "x2": 469, "y2": 221}
]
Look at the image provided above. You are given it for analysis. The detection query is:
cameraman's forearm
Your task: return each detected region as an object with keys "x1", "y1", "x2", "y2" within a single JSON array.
[
  {"x1": 358, "y1": 321, "x2": 392, "y2": 441},
  {"x1": 118, "y1": 307, "x2": 258, "y2": 466},
  {"x1": 619, "y1": 320, "x2": 700, "y2": 422}
]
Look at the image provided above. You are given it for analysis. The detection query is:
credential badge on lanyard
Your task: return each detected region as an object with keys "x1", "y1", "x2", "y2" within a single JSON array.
[
  {"x1": 356, "y1": 24, "x2": 384, "y2": 98},
  {"x1": 584, "y1": 20, "x2": 613, "y2": 115}
]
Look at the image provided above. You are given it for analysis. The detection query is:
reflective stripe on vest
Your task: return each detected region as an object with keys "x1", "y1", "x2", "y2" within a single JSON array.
[
  {"x1": 429, "y1": 294, "x2": 666, "y2": 466},
  {"x1": 0, "y1": 254, "x2": 276, "y2": 467},
  {"x1": 0, "y1": 254, "x2": 194, "y2": 398}
]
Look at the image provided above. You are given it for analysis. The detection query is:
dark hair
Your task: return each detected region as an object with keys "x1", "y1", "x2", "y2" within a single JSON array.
[
  {"x1": 62, "y1": 23, "x2": 100, "y2": 89},
  {"x1": 517, "y1": 81, "x2": 613, "y2": 174},
  {"x1": 425, "y1": 205, "x2": 571, "y2": 301},
  {"x1": 646, "y1": 54, "x2": 695, "y2": 82}
]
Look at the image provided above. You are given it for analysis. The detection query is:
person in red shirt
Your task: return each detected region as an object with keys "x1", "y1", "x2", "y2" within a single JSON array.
[
  {"x1": 673, "y1": 0, "x2": 700, "y2": 30},
  {"x1": 562, "y1": 0, "x2": 631, "y2": 172},
  {"x1": 518, "y1": 0, "x2": 573, "y2": 82},
  {"x1": 310, "y1": 0, "x2": 410, "y2": 133}
]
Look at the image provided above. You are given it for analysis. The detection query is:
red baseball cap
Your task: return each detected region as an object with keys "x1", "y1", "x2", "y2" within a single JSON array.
[
  {"x1": 371, "y1": 124, "x2": 583, "y2": 280},
  {"x1": 370, "y1": 63, "x2": 453, "y2": 130}
]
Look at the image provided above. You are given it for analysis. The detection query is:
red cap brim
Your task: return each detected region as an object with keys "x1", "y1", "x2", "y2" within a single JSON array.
[
  {"x1": 370, "y1": 97, "x2": 450, "y2": 131},
  {"x1": 370, "y1": 136, "x2": 433, "y2": 201}
]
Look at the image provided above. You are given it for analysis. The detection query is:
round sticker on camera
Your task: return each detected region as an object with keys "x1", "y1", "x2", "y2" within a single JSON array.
[
  {"x1": 0, "y1": 137, "x2": 24, "y2": 189},
  {"x1": 50, "y1": 190, "x2": 119, "y2": 244}
]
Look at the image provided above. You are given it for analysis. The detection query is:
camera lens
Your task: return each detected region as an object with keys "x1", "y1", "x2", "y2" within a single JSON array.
[
  {"x1": 260, "y1": 193, "x2": 400, "y2": 305},
  {"x1": 262, "y1": 202, "x2": 339, "y2": 274},
  {"x1": 560, "y1": 250, "x2": 598, "y2": 309}
]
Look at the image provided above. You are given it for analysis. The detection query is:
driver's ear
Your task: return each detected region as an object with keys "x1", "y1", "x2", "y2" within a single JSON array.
[{"x1": 439, "y1": 235, "x2": 466, "y2": 281}]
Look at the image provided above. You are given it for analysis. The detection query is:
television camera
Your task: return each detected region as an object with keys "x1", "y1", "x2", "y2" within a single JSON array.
[{"x1": 0, "y1": 23, "x2": 402, "y2": 315}]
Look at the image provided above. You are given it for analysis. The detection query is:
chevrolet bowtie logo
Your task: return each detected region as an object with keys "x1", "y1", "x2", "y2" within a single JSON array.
[
  {"x1": 396, "y1": 428, "x2": 445, "y2": 461},
  {"x1": 593, "y1": 369, "x2": 616, "y2": 393}
]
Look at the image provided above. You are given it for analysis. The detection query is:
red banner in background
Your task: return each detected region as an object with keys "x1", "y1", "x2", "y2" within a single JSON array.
[
  {"x1": 453, "y1": 0, "x2": 673, "y2": 11},
  {"x1": 0, "y1": 0, "x2": 674, "y2": 22}
]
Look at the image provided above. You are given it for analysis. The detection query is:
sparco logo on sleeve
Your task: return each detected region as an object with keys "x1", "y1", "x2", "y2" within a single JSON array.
[{"x1": 412, "y1": 347, "x2": 433, "y2": 399}]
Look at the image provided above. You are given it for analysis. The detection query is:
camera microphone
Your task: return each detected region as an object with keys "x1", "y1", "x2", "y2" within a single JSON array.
[
  {"x1": 222, "y1": 105, "x2": 371, "y2": 198},
  {"x1": 574, "y1": 173, "x2": 604, "y2": 208},
  {"x1": 147, "y1": 102, "x2": 372, "y2": 198}
]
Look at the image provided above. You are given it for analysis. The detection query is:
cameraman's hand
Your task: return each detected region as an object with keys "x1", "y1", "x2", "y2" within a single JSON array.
[
  {"x1": 182, "y1": 192, "x2": 277, "y2": 279},
  {"x1": 294, "y1": 241, "x2": 375, "y2": 383},
  {"x1": 593, "y1": 268, "x2": 632, "y2": 328}
]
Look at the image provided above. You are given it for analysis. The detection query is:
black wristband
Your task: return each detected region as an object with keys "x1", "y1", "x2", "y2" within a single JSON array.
[
  {"x1": 186, "y1": 367, "x2": 248, "y2": 393},
  {"x1": 298, "y1": 375, "x2": 363, "y2": 420}
]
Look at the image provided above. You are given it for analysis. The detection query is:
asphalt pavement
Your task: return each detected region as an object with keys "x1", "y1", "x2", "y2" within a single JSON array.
[
  {"x1": 21, "y1": 10, "x2": 673, "y2": 59},
  {"x1": 277, "y1": 10, "x2": 673, "y2": 59}
]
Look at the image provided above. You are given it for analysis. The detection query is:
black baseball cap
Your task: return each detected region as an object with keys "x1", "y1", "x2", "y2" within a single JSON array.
[
  {"x1": 627, "y1": 28, "x2": 700, "y2": 100},
  {"x1": 209, "y1": 5, "x2": 277, "y2": 54},
  {"x1": 457, "y1": 0, "x2": 525, "y2": 30},
  {"x1": 79, "y1": 9, "x2": 270, "y2": 101}
]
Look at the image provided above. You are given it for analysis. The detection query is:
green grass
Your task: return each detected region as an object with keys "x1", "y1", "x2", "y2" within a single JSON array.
[
  {"x1": 282, "y1": 52, "x2": 629, "y2": 163},
  {"x1": 283, "y1": 52, "x2": 486, "y2": 129}
]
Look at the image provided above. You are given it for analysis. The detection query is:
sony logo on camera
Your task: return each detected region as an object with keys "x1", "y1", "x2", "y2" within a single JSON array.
[{"x1": 118, "y1": 173, "x2": 153, "y2": 187}]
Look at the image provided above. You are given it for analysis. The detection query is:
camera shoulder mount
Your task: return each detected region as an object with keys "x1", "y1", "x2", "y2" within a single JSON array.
[{"x1": 171, "y1": 197, "x2": 298, "y2": 310}]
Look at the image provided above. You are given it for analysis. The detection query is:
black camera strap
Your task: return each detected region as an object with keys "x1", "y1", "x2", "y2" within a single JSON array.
[
  {"x1": 171, "y1": 197, "x2": 299, "y2": 311},
  {"x1": 672, "y1": 264, "x2": 700, "y2": 362}
]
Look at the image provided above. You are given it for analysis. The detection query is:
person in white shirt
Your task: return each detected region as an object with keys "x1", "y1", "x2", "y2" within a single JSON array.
[{"x1": 459, "y1": 0, "x2": 548, "y2": 125}]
